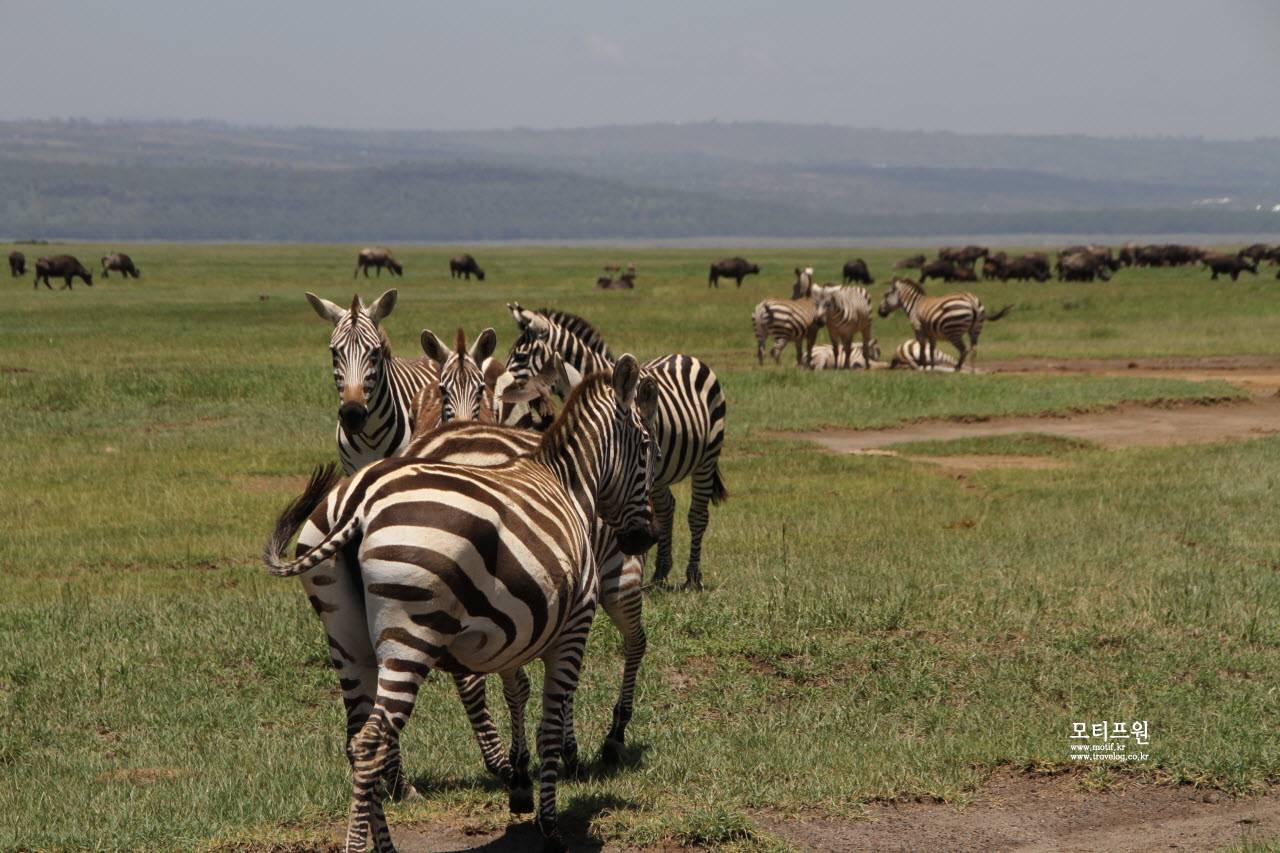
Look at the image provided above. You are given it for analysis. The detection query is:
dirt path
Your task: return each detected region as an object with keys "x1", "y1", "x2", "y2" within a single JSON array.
[{"x1": 787, "y1": 356, "x2": 1280, "y2": 459}]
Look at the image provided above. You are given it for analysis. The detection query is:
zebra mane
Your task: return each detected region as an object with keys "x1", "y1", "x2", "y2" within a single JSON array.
[
  {"x1": 533, "y1": 368, "x2": 611, "y2": 463},
  {"x1": 534, "y1": 308, "x2": 614, "y2": 362}
]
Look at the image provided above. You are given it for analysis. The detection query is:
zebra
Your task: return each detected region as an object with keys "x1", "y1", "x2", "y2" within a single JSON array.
[
  {"x1": 401, "y1": 333, "x2": 651, "y2": 777},
  {"x1": 876, "y1": 277, "x2": 1012, "y2": 372},
  {"x1": 505, "y1": 304, "x2": 728, "y2": 588},
  {"x1": 805, "y1": 340, "x2": 881, "y2": 370},
  {"x1": 263, "y1": 357, "x2": 660, "y2": 853},
  {"x1": 306, "y1": 289, "x2": 439, "y2": 474},
  {"x1": 752, "y1": 268, "x2": 824, "y2": 366},
  {"x1": 812, "y1": 282, "x2": 874, "y2": 369},
  {"x1": 888, "y1": 339, "x2": 960, "y2": 371}
]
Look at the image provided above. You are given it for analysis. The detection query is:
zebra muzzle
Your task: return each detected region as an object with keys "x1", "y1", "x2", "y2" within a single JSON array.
[{"x1": 338, "y1": 401, "x2": 369, "y2": 433}]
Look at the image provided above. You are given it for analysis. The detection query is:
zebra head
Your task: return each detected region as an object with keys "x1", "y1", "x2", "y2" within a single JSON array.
[
  {"x1": 306, "y1": 289, "x2": 397, "y2": 435},
  {"x1": 421, "y1": 326, "x2": 497, "y2": 424},
  {"x1": 494, "y1": 352, "x2": 579, "y2": 431},
  {"x1": 600, "y1": 354, "x2": 661, "y2": 556},
  {"x1": 791, "y1": 267, "x2": 815, "y2": 299},
  {"x1": 878, "y1": 278, "x2": 910, "y2": 318},
  {"x1": 503, "y1": 305, "x2": 559, "y2": 384}
]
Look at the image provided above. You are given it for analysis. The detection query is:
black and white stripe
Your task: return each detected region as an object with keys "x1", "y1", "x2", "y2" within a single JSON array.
[
  {"x1": 306, "y1": 289, "x2": 439, "y2": 473},
  {"x1": 752, "y1": 278, "x2": 824, "y2": 367},
  {"x1": 264, "y1": 359, "x2": 660, "y2": 853},
  {"x1": 889, "y1": 339, "x2": 959, "y2": 371},
  {"x1": 876, "y1": 277, "x2": 1012, "y2": 372},
  {"x1": 812, "y1": 283, "x2": 874, "y2": 367},
  {"x1": 505, "y1": 305, "x2": 728, "y2": 588},
  {"x1": 806, "y1": 340, "x2": 881, "y2": 370}
]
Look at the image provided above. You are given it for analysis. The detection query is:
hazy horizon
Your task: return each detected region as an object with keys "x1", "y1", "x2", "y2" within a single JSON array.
[{"x1": 3, "y1": 0, "x2": 1277, "y2": 141}]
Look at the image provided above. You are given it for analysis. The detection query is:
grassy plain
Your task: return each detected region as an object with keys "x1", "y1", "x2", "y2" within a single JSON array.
[{"x1": 2, "y1": 243, "x2": 1279, "y2": 852}]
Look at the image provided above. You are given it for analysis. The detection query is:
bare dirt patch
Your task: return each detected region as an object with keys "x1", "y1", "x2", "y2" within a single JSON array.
[
  {"x1": 789, "y1": 356, "x2": 1280, "y2": 463},
  {"x1": 759, "y1": 768, "x2": 1280, "y2": 853}
]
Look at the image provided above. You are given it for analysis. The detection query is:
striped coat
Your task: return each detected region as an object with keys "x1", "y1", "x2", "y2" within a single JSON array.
[
  {"x1": 812, "y1": 283, "x2": 874, "y2": 367},
  {"x1": 876, "y1": 277, "x2": 1012, "y2": 371},
  {"x1": 306, "y1": 289, "x2": 439, "y2": 473},
  {"x1": 505, "y1": 305, "x2": 728, "y2": 588},
  {"x1": 889, "y1": 339, "x2": 959, "y2": 371},
  {"x1": 263, "y1": 360, "x2": 660, "y2": 853},
  {"x1": 805, "y1": 340, "x2": 881, "y2": 370}
]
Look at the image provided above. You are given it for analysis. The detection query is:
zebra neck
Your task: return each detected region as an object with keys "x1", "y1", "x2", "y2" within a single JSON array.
[
  {"x1": 898, "y1": 283, "x2": 925, "y2": 317},
  {"x1": 532, "y1": 391, "x2": 610, "y2": 519}
]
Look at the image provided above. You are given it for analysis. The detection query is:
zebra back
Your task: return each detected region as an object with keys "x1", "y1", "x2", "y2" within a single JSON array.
[
  {"x1": 890, "y1": 339, "x2": 959, "y2": 371},
  {"x1": 306, "y1": 289, "x2": 439, "y2": 474}
]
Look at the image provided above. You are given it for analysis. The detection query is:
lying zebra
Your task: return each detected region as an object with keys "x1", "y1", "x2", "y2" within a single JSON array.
[
  {"x1": 889, "y1": 339, "x2": 960, "y2": 372},
  {"x1": 805, "y1": 340, "x2": 881, "y2": 370}
]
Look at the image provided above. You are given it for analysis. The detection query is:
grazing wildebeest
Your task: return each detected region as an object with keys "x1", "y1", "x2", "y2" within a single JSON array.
[
  {"x1": 1202, "y1": 252, "x2": 1257, "y2": 281},
  {"x1": 842, "y1": 258, "x2": 874, "y2": 285},
  {"x1": 1241, "y1": 243, "x2": 1280, "y2": 265},
  {"x1": 919, "y1": 258, "x2": 959, "y2": 283},
  {"x1": 8, "y1": 251, "x2": 24, "y2": 277},
  {"x1": 708, "y1": 256, "x2": 760, "y2": 288},
  {"x1": 100, "y1": 252, "x2": 140, "y2": 279},
  {"x1": 353, "y1": 247, "x2": 403, "y2": 278},
  {"x1": 938, "y1": 245, "x2": 989, "y2": 269},
  {"x1": 448, "y1": 253, "x2": 485, "y2": 281},
  {"x1": 1057, "y1": 252, "x2": 1112, "y2": 282},
  {"x1": 34, "y1": 255, "x2": 93, "y2": 290},
  {"x1": 999, "y1": 256, "x2": 1051, "y2": 283}
]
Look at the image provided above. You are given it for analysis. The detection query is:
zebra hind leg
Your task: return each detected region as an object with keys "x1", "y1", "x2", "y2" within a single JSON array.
[
  {"x1": 682, "y1": 461, "x2": 723, "y2": 589},
  {"x1": 648, "y1": 486, "x2": 677, "y2": 585},
  {"x1": 346, "y1": 713, "x2": 399, "y2": 853},
  {"x1": 502, "y1": 668, "x2": 535, "y2": 814},
  {"x1": 453, "y1": 674, "x2": 513, "y2": 783}
]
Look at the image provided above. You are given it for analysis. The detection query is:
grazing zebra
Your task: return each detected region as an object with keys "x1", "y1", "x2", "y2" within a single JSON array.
[
  {"x1": 888, "y1": 339, "x2": 959, "y2": 371},
  {"x1": 306, "y1": 289, "x2": 439, "y2": 474},
  {"x1": 752, "y1": 268, "x2": 824, "y2": 366},
  {"x1": 263, "y1": 358, "x2": 660, "y2": 853},
  {"x1": 505, "y1": 305, "x2": 727, "y2": 588},
  {"x1": 805, "y1": 340, "x2": 881, "y2": 370},
  {"x1": 876, "y1": 277, "x2": 1012, "y2": 372},
  {"x1": 812, "y1": 282, "x2": 874, "y2": 369}
]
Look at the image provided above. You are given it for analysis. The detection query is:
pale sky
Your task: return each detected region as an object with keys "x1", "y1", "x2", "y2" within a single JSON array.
[{"x1": 3, "y1": 0, "x2": 1277, "y2": 139}]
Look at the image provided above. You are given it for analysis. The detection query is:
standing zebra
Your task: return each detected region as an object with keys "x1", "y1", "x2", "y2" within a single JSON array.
[
  {"x1": 876, "y1": 277, "x2": 1012, "y2": 372},
  {"x1": 505, "y1": 305, "x2": 728, "y2": 588},
  {"x1": 263, "y1": 358, "x2": 659, "y2": 853},
  {"x1": 752, "y1": 268, "x2": 825, "y2": 366},
  {"x1": 812, "y1": 282, "x2": 874, "y2": 369},
  {"x1": 306, "y1": 290, "x2": 439, "y2": 473}
]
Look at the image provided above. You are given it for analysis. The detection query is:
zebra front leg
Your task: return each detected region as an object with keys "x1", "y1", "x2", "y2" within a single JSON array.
[
  {"x1": 453, "y1": 674, "x2": 512, "y2": 783},
  {"x1": 648, "y1": 485, "x2": 676, "y2": 586},
  {"x1": 502, "y1": 667, "x2": 534, "y2": 814},
  {"x1": 601, "y1": 553, "x2": 647, "y2": 763}
]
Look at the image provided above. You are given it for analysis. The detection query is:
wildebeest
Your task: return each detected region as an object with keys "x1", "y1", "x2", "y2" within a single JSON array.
[
  {"x1": 708, "y1": 256, "x2": 759, "y2": 288},
  {"x1": 34, "y1": 255, "x2": 93, "y2": 289},
  {"x1": 842, "y1": 258, "x2": 874, "y2": 285},
  {"x1": 938, "y1": 245, "x2": 989, "y2": 269},
  {"x1": 999, "y1": 255, "x2": 1051, "y2": 283},
  {"x1": 8, "y1": 251, "x2": 24, "y2": 277},
  {"x1": 982, "y1": 252, "x2": 1007, "y2": 280},
  {"x1": 891, "y1": 254, "x2": 926, "y2": 271},
  {"x1": 448, "y1": 253, "x2": 485, "y2": 281},
  {"x1": 354, "y1": 247, "x2": 403, "y2": 278},
  {"x1": 594, "y1": 272, "x2": 636, "y2": 290},
  {"x1": 919, "y1": 258, "x2": 959, "y2": 283},
  {"x1": 100, "y1": 252, "x2": 140, "y2": 279},
  {"x1": 1202, "y1": 252, "x2": 1257, "y2": 281},
  {"x1": 1057, "y1": 252, "x2": 1112, "y2": 282}
]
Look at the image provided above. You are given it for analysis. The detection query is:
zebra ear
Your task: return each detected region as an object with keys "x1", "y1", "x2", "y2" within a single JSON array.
[
  {"x1": 470, "y1": 328, "x2": 498, "y2": 362},
  {"x1": 612, "y1": 353, "x2": 641, "y2": 408},
  {"x1": 305, "y1": 292, "x2": 346, "y2": 325},
  {"x1": 420, "y1": 329, "x2": 450, "y2": 364},
  {"x1": 507, "y1": 302, "x2": 529, "y2": 328},
  {"x1": 366, "y1": 289, "x2": 398, "y2": 326},
  {"x1": 551, "y1": 354, "x2": 579, "y2": 398},
  {"x1": 636, "y1": 376, "x2": 659, "y2": 426}
]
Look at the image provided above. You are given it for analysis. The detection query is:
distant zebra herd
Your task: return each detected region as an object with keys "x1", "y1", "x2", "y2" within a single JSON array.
[
  {"x1": 264, "y1": 290, "x2": 726, "y2": 852},
  {"x1": 751, "y1": 266, "x2": 1012, "y2": 373}
]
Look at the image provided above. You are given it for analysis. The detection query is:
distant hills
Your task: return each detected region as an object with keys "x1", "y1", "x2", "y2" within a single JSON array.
[{"x1": 2, "y1": 119, "x2": 1278, "y2": 241}]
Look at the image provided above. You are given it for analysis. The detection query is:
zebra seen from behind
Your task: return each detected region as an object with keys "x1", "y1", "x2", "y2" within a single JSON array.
[
  {"x1": 263, "y1": 357, "x2": 660, "y2": 853},
  {"x1": 876, "y1": 277, "x2": 1012, "y2": 372},
  {"x1": 752, "y1": 267, "x2": 825, "y2": 366},
  {"x1": 812, "y1": 282, "x2": 874, "y2": 369},
  {"x1": 306, "y1": 289, "x2": 439, "y2": 474},
  {"x1": 505, "y1": 304, "x2": 728, "y2": 588}
]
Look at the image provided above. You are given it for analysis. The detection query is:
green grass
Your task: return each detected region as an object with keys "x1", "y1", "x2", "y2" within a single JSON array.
[
  {"x1": 2, "y1": 243, "x2": 1279, "y2": 852},
  {"x1": 883, "y1": 432, "x2": 1102, "y2": 456}
]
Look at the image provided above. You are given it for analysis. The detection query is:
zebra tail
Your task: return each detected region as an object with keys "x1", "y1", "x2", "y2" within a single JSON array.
[
  {"x1": 988, "y1": 304, "x2": 1014, "y2": 322},
  {"x1": 709, "y1": 466, "x2": 728, "y2": 506},
  {"x1": 261, "y1": 463, "x2": 348, "y2": 577}
]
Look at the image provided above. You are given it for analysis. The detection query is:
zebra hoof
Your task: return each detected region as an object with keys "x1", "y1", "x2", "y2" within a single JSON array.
[
  {"x1": 393, "y1": 783, "x2": 423, "y2": 802},
  {"x1": 509, "y1": 786, "x2": 535, "y2": 814},
  {"x1": 600, "y1": 738, "x2": 624, "y2": 766}
]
